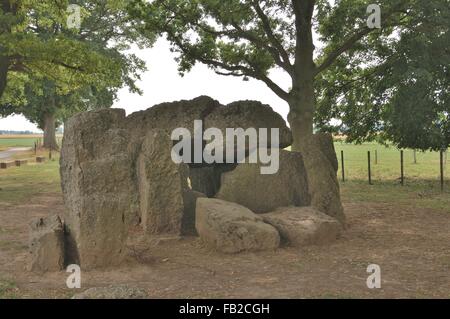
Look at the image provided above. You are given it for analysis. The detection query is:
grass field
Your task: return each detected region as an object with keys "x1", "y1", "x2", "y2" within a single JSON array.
[
  {"x1": 0, "y1": 156, "x2": 60, "y2": 204},
  {"x1": 0, "y1": 134, "x2": 64, "y2": 151},
  {"x1": 0, "y1": 137, "x2": 40, "y2": 151},
  {"x1": 0, "y1": 139, "x2": 448, "y2": 210},
  {"x1": 0, "y1": 136, "x2": 60, "y2": 204},
  {"x1": 334, "y1": 142, "x2": 450, "y2": 211}
]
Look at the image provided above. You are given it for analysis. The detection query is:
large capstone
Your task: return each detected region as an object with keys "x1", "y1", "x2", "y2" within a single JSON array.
[
  {"x1": 60, "y1": 108, "x2": 138, "y2": 269},
  {"x1": 125, "y1": 95, "x2": 220, "y2": 135},
  {"x1": 215, "y1": 150, "x2": 310, "y2": 213},
  {"x1": 28, "y1": 215, "x2": 65, "y2": 272},
  {"x1": 204, "y1": 100, "x2": 292, "y2": 150},
  {"x1": 195, "y1": 198, "x2": 280, "y2": 253}
]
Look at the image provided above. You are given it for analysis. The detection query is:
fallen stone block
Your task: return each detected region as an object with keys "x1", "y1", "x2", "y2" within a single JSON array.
[
  {"x1": 196, "y1": 198, "x2": 280, "y2": 253},
  {"x1": 261, "y1": 206, "x2": 343, "y2": 247},
  {"x1": 28, "y1": 215, "x2": 65, "y2": 272}
]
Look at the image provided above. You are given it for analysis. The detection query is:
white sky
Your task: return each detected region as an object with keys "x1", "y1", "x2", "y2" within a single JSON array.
[{"x1": 0, "y1": 38, "x2": 293, "y2": 132}]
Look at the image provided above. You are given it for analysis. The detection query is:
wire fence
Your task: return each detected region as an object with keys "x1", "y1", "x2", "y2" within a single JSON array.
[{"x1": 336, "y1": 146, "x2": 448, "y2": 191}]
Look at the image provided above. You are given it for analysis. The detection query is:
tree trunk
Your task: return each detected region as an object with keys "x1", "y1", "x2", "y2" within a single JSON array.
[
  {"x1": 0, "y1": 1, "x2": 14, "y2": 100},
  {"x1": 43, "y1": 113, "x2": 58, "y2": 150},
  {"x1": 289, "y1": 0, "x2": 316, "y2": 152},
  {"x1": 0, "y1": 55, "x2": 8, "y2": 100},
  {"x1": 288, "y1": 84, "x2": 315, "y2": 151}
]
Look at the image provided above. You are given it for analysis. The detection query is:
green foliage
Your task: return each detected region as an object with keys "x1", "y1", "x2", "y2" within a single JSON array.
[
  {"x1": 0, "y1": 0, "x2": 155, "y2": 129},
  {"x1": 128, "y1": 0, "x2": 448, "y2": 151},
  {"x1": 128, "y1": 0, "x2": 296, "y2": 100},
  {"x1": 315, "y1": 0, "x2": 450, "y2": 151},
  {"x1": 0, "y1": 0, "x2": 154, "y2": 103}
]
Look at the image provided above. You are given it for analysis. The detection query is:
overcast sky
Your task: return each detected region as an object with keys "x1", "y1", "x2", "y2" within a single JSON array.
[{"x1": 0, "y1": 38, "x2": 293, "y2": 132}]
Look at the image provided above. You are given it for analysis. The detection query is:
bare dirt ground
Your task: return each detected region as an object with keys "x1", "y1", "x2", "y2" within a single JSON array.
[{"x1": 0, "y1": 193, "x2": 449, "y2": 299}]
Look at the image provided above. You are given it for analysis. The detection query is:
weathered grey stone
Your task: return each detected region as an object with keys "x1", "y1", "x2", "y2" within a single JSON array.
[
  {"x1": 196, "y1": 198, "x2": 280, "y2": 253},
  {"x1": 181, "y1": 190, "x2": 207, "y2": 236},
  {"x1": 29, "y1": 215, "x2": 64, "y2": 272},
  {"x1": 72, "y1": 286, "x2": 147, "y2": 299},
  {"x1": 216, "y1": 150, "x2": 310, "y2": 213},
  {"x1": 60, "y1": 108, "x2": 138, "y2": 269},
  {"x1": 125, "y1": 96, "x2": 220, "y2": 152},
  {"x1": 301, "y1": 133, "x2": 345, "y2": 224},
  {"x1": 58, "y1": 97, "x2": 343, "y2": 270},
  {"x1": 204, "y1": 100, "x2": 293, "y2": 150},
  {"x1": 261, "y1": 206, "x2": 342, "y2": 247},
  {"x1": 137, "y1": 130, "x2": 190, "y2": 235}
]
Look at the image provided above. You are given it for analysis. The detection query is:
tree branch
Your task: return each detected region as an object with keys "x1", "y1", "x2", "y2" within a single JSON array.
[
  {"x1": 315, "y1": 2, "x2": 410, "y2": 76},
  {"x1": 171, "y1": 37, "x2": 290, "y2": 101},
  {"x1": 315, "y1": 27, "x2": 372, "y2": 75},
  {"x1": 250, "y1": 0, "x2": 292, "y2": 70}
]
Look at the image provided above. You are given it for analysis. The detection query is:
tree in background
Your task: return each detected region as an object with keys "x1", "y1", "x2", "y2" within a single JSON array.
[
  {"x1": 315, "y1": 0, "x2": 449, "y2": 152},
  {"x1": 127, "y1": 0, "x2": 427, "y2": 152},
  {"x1": 0, "y1": 78, "x2": 117, "y2": 149},
  {"x1": 1, "y1": 0, "x2": 118, "y2": 99},
  {"x1": 0, "y1": 0, "x2": 154, "y2": 149}
]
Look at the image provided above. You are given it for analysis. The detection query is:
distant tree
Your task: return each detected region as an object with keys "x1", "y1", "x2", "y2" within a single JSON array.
[
  {"x1": 127, "y1": 0, "x2": 425, "y2": 153},
  {"x1": 0, "y1": 0, "x2": 154, "y2": 149},
  {"x1": 1, "y1": 78, "x2": 116, "y2": 149}
]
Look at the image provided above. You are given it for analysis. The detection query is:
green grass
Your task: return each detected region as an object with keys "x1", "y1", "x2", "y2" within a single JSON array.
[
  {"x1": 0, "y1": 142, "x2": 448, "y2": 212},
  {"x1": 0, "y1": 138, "x2": 39, "y2": 151},
  {"x1": 0, "y1": 155, "x2": 61, "y2": 204},
  {"x1": 335, "y1": 142, "x2": 450, "y2": 211},
  {"x1": 0, "y1": 278, "x2": 18, "y2": 299}
]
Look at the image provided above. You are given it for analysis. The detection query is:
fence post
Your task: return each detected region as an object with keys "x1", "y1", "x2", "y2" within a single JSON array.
[
  {"x1": 441, "y1": 150, "x2": 444, "y2": 192},
  {"x1": 375, "y1": 149, "x2": 378, "y2": 165},
  {"x1": 413, "y1": 149, "x2": 417, "y2": 164},
  {"x1": 400, "y1": 150, "x2": 404, "y2": 186},
  {"x1": 368, "y1": 151, "x2": 372, "y2": 185},
  {"x1": 341, "y1": 150, "x2": 345, "y2": 182},
  {"x1": 49, "y1": 149, "x2": 52, "y2": 160}
]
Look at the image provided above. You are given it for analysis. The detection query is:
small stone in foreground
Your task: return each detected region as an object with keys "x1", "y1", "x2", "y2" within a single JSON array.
[
  {"x1": 29, "y1": 215, "x2": 65, "y2": 272},
  {"x1": 71, "y1": 286, "x2": 148, "y2": 299}
]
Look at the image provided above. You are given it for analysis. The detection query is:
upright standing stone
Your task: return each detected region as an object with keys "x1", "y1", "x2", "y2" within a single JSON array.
[
  {"x1": 60, "y1": 109, "x2": 138, "y2": 269},
  {"x1": 301, "y1": 133, "x2": 346, "y2": 224},
  {"x1": 137, "y1": 130, "x2": 190, "y2": 234}
]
